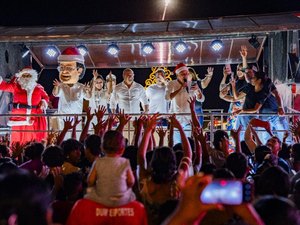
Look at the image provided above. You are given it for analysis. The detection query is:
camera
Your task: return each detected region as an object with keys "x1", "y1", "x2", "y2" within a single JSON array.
[{"x1": 200, "y1": 179, "x2": 253, "y2": 205}]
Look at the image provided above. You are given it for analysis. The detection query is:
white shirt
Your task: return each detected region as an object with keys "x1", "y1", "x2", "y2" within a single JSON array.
[
  {"x1": 146, "y1": 84, "x2": 168, "y2": 113},
  {"x1": 89, "y1": 89, "x2": 107, "y2": 112},
  {"x1": 165, "y1": 80, "x2": 205, "y2": 124},
  {"x1": 54, "y1": 83, "x2": 90, "y2": 114},
  {"x1": 110, "y1": 81, "x2": 148, "y2": 114}
]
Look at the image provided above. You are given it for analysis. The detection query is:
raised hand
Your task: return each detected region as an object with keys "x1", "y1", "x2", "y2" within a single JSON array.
[
  {"x1": 240, "y1": 45, "x2": 248, "y2": 58},
  {"x1": 72, "y1": 115, "x2": 82, "y2": 129},
  {"x1": 206, "y1": 67, "x2": 214, "y2": 76},
  {"x1": 134, "y1": 114, "x2": 147, "y2": 130},
  {"x1": 92, "y1": 119, "x2": 107, "y2": 136},
  {"x1": 156, "y1": 125, "x2": 167, "y2": 138},
  {"x1": 47, "y1": 129, "x2": 59, "y2": 145},
  {"x1": 169, "y1": 114, "x2": 182, "y2": 129},
  {"x1": 145, "y1": 113, "x2": 160, "y2": 131},
  {"x1": 63, "y1": 117, "x2": 74, "y2": 130},
  {"x1": 106, "y1": 114, "x2": 117, "y2": 130},
  {"x1": 230, "y1": 125, "x2": 242, "y2": 140},
  {"x1": 53, "y1": 79, "x2": 61, "y2": 87},
  {"x1": 92, "y1": 69, "x2": 99, "y2": 79},
  {"x1": 291, "y1": 119, "x2": 300, "y2": 138},
  {"x1": 188, "y1": 96, "x2": 196, "y2": 111},
  {"x1": 85, "y1": 107, "x2": 94, "y2": 122},
  {"x1": 11, "y1": 141, "x2": 26, "y2": 159},
  {"x1": 116, "y1": 109, "x2": 132, "y2": 127},
  {"x1": 94, "y1": 105, "x2": 107, "y2": 122}
]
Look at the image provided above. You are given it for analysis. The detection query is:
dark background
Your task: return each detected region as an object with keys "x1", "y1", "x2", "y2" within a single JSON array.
[{"x1": 1, "y1": 0, "x2": 300, "y2": 26}]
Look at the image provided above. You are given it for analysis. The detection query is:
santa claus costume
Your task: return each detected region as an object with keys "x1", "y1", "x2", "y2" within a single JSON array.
[{"x1": 0, "y1": 67, "x2": 49, "y2": 144}]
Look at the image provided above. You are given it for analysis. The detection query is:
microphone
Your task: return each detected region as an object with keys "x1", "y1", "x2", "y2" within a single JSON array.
[{"x1": 183, "y1": 78, "x2": 189, "y2": 93}]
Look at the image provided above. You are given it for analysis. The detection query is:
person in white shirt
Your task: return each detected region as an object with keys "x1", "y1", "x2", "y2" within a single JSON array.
[
  {"x1": 52, "y1": 47, "x2": 91, "y2": 136},
  {"x1": 165, "y1": 63, "x2": 205, "y2": 144},
  {"x1": 110, "y1": 68, "x2": 149, "y2": 114},
  {"x1": 146, "y1": 68, "x2": 169, "y2": 114},
  {"x1": 89, "y1": 70, "x2": 108, "y2": 112}
]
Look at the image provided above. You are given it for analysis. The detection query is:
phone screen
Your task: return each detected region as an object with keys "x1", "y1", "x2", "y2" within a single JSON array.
[{"x1": 200, "y1": 180, "x2": 243, "y2": 205}]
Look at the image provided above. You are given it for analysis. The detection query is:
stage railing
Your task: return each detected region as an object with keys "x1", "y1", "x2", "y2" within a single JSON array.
[{"x1": 0, "y1": 111, "x2": 298, "y2": 144}]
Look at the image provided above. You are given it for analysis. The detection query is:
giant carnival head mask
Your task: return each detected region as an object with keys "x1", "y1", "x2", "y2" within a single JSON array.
[{"x1": 57, "y1": 47, "x2": 86, "y2": 84}]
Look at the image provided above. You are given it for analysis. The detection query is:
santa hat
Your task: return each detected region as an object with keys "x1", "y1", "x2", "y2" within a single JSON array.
[
  {"x1": 15, "y1": 66, "x2": 38, "y2": 81},
  {"x1": 174, "y1": 63, "x2": 188, "y2": 75},
  {"x1": 58, "y1": 47, "x2": 84, "y2": 64}
]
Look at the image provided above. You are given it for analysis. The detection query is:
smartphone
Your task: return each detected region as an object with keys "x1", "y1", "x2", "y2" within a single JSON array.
[
  {"x1": 225, "y1": 64, "x2": 232, "y2": 75},
  {"x1": 200, "y1": 179, "x2": 253, "y2": 205}
]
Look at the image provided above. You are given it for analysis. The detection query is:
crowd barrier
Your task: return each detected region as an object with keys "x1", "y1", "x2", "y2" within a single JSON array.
[{"x1": 0, "y1": 109, "x2": 298, "y2": 144}]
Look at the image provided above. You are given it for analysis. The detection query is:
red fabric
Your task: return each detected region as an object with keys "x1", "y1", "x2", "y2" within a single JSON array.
[
  {"x1": 174, "y1": 62, "x2": 187, "y2": 74},
  {"x1": 66, "y1": 199, "x2": 148, "y2": 225},
  {"x1": 294, "y1": 94, "x2": 300, "y2": 121},
  {"x1": 61, "y1": 47, "x2": 81, "y2": 56},
  {"x1": 51, "y1": 200, "x2": 75, "y2": 225},
  {"x1": 0, "y1": 80, "x2": 49, "y2": 144}
]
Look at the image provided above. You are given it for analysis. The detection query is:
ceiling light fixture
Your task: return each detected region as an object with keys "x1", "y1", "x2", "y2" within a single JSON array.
[
  {"x1": 46, "y1": 46, "x2": 59, "y2": 58},
  {"x1": 210, "y1": 39, "x2": 224, "y2": 52},
  {"x1": 21, "y1": 45, "x2": 30, "y2": 58},
  {"x1": 107, "y1": 43, "x2": 120, "y2": 56},
  {"x1": 142, "y1": 42, "x2": 155, "y2": 55},
  {"x1": 77, "y1": 45, "x2": 88, "y2": 56},
  {"x1": 174, "y1": 40, "x2": 188, "y2": 53},
  {"x1": 248, "y1": 35, "x2": 260, "y2": 49}
]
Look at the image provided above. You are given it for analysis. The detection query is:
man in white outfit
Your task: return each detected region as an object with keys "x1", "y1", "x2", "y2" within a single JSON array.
[
  {"x1": 165, "y1": 63, "x2": 205, "y2": 144},
  {"x1": 110, "y1": 68, "x2": 149, "y2": 114},
  {"x1": 146, "y1": 68, "x2": 169, "y2": 114}
]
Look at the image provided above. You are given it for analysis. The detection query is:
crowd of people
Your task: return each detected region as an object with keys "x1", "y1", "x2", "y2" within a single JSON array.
[{"x1": 0, "y1": 45, "x2": 299, "y2": 225}]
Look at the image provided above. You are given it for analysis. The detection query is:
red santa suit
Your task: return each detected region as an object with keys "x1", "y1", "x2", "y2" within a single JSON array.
[{"x1": 0, "y1": 68, "x2": 49, "y2": 144}]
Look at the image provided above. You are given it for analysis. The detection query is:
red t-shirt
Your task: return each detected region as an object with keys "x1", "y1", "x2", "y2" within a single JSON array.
[{"x1": 66, "y1": 199, "x2": 148, "y2": 225}]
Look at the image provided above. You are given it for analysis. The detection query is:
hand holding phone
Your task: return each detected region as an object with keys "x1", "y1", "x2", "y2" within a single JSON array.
[{"x1": 200, "y1": 179, "x2": 253, "y2": 205}]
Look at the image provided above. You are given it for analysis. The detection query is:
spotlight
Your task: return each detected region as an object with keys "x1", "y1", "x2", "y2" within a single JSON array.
[
  {"x1": 142, "y1": 42, "x2": 155, "y2": 55},
  {"x1": 46, "y1": 46, "x2": 59, "y2": 58},
  {"x1": 210, "y1": 39, "x2": 224, "y2": 52},
  {"x1": 21, "y1": 45, "x2": 30, "y2": 58},
  {"x1": 107, "y1": 43, "x2": 120, "y2": 56},
  {"x1": 77, "y1": 45, "x2": 88, "y2": 56},
  {"x1": 248, "y1": 35, "x2": 260, "y2": 49},
  {"x1": 174, "y1": 40, "x2": 188, "y2": 53}
]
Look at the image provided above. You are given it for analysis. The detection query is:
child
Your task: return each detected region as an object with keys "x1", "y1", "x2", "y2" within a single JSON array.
[{"x1": 85, "y1": 130, "x2": 136, "y2": 206}]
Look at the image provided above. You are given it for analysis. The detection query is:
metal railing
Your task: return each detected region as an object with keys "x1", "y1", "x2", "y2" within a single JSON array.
[{"x1": 0, "y1": 111, "x2": 298, "y2": 144}]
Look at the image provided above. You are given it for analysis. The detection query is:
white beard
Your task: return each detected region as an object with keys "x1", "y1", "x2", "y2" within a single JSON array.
[{"x1": 18, "y1": 77, "x2": 36, "y2": 91}]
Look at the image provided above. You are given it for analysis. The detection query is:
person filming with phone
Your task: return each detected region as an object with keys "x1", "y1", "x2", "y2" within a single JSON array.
[{"x1": 163, "y1": 174, "x2": 265, "y2": 225}]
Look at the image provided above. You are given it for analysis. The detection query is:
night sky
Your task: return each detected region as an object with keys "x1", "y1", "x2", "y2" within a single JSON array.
[{"x1": 1, "y1": 0, "x2": 300, "y2": 26}]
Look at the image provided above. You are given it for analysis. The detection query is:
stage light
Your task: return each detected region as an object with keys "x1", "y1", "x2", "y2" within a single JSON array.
[
  {"x1": 107, "y1": 43, "x2": 120, "y2": 56},
  {"x1": 21, "y1": 45, "x2": 30, "y2": 58},
  {"x1": 77, "y1": 45, "x2": 88, "y2": 56},
  {"x1": 248, "y1": 35, "x2": 260, "y2": 49},
  {"x1": 174, "y1": 40, "x2": 188, "y2": 53},
  {"x1": 210, "y1": 39, "x2": 224, "y2": 51},
  {"x1": 46, "y1": 46, "x2": 59, "y2": 58},
  {"x1": 142, "y1": 42, "x2": 155, "y2": 55}
]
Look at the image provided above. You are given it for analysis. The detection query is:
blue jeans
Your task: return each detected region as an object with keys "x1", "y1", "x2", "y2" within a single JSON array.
[
  {"x1": 195, "y1": 108, "x2": 204, "y2": 127},
  {"x1": 236, "y1": 115, "x2": 256, "y2": 141},
  {"x1": 259, "y1": 115, "x2": 287, "y2": 143}
]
